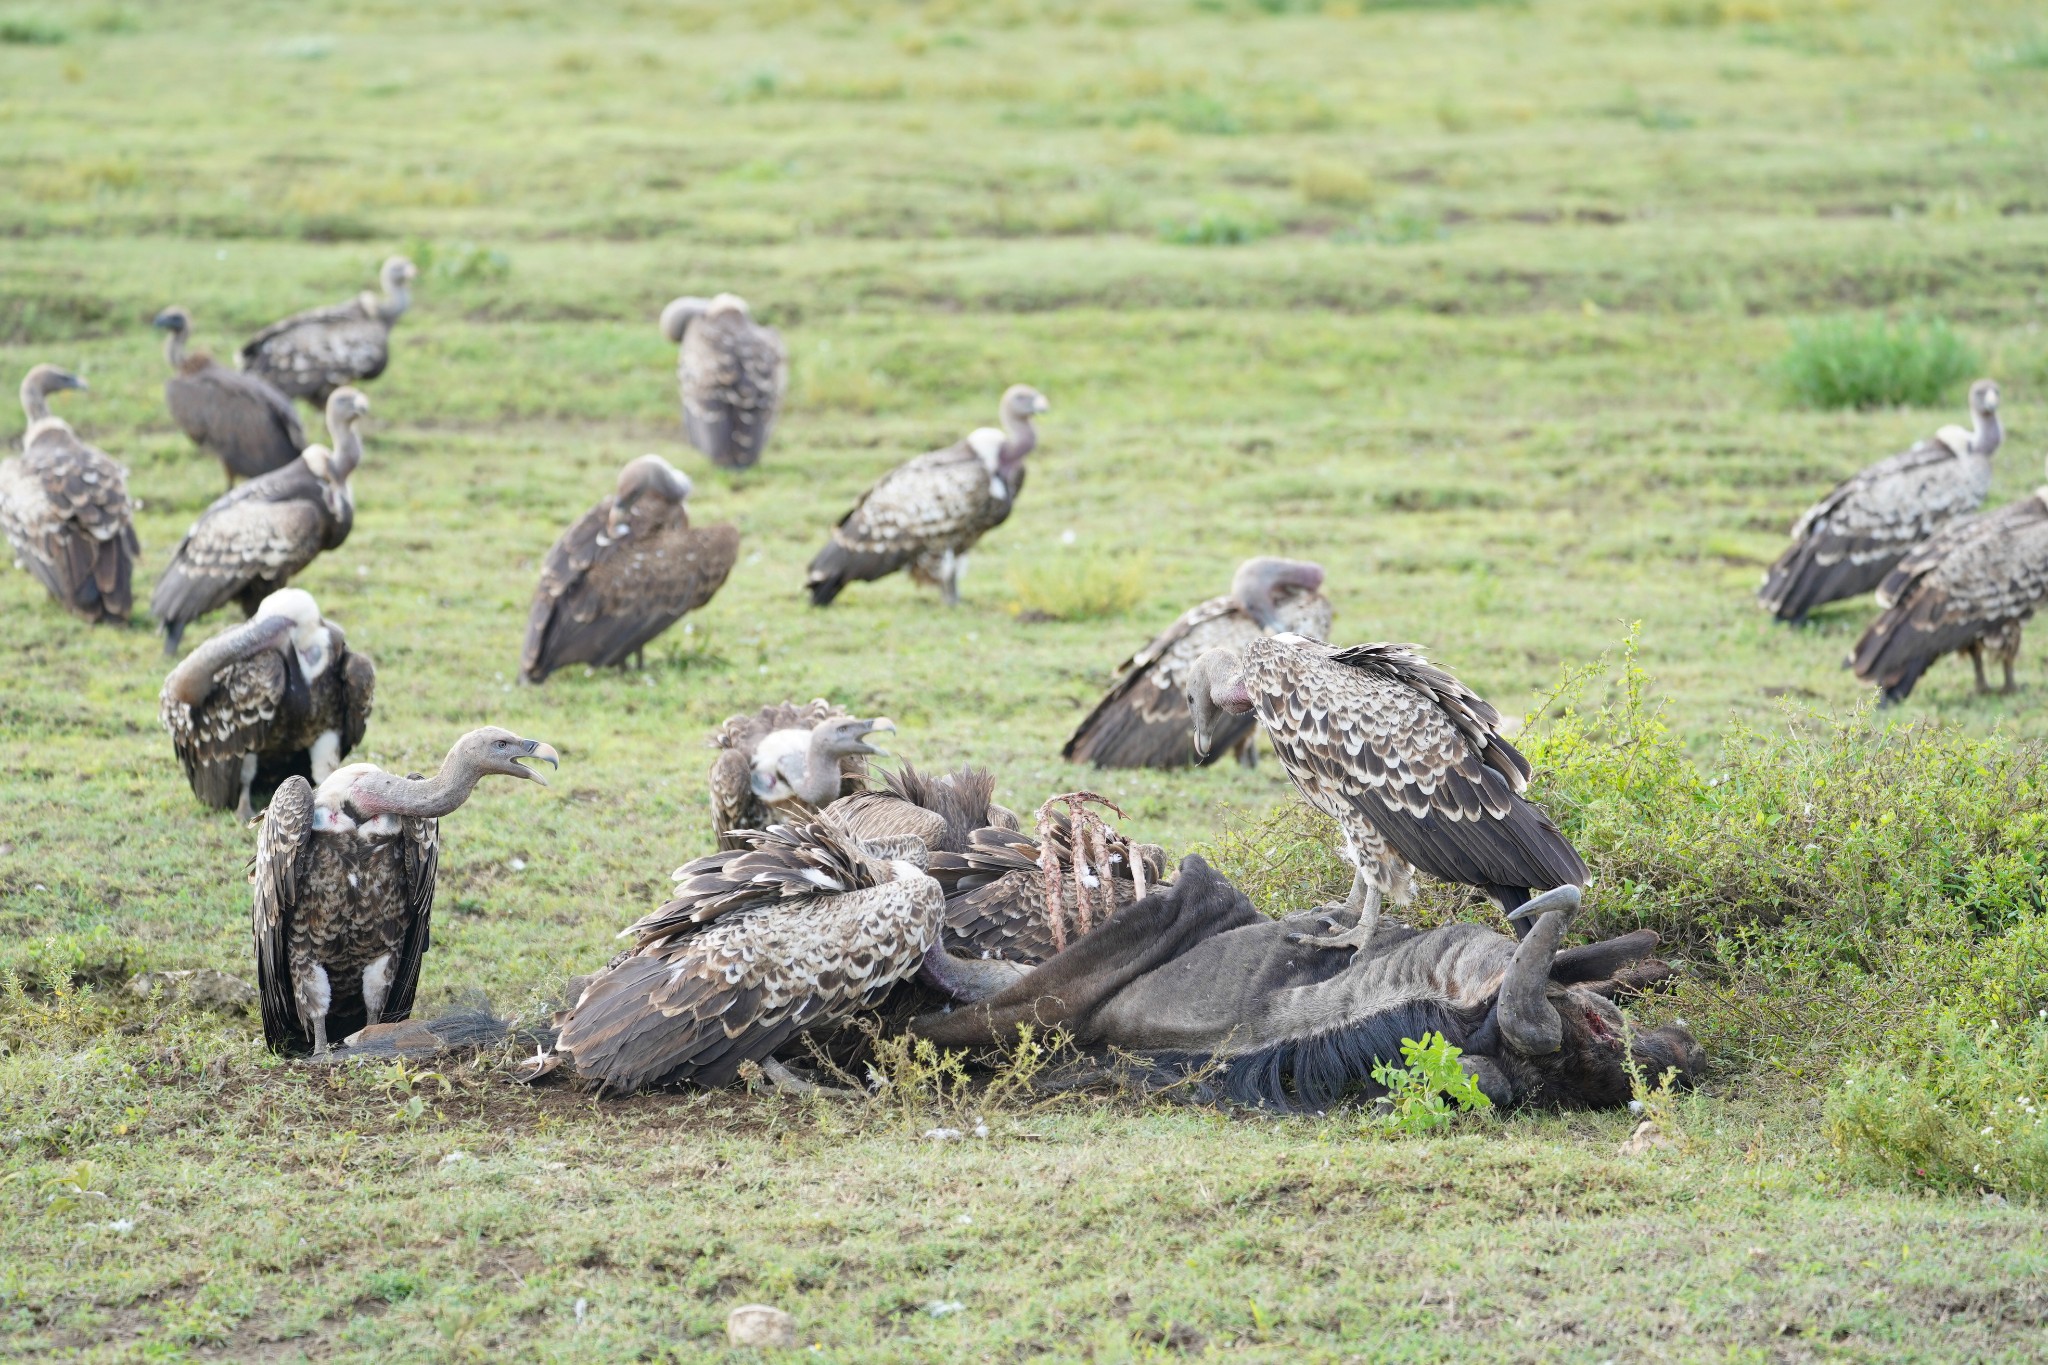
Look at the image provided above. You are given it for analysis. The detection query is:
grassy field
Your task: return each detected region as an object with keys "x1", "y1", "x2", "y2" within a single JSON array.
[{"x1": 4, "y1": 0, "x2": 2048, "y2": 1358}]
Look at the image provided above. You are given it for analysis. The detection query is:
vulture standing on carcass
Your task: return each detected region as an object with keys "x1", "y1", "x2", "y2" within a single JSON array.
[
  {"x1": 1757, "y1": 379, "x2": 2003, "y2": 623},
  {"x1": 1063, "y1": 557, "x2": 1333, "y2": 769},
  {"x1": 0, "y1": 364, "x2": 139, "y2": 624},
  {"x1": 1187, "y1": 634, "x2": 1586, "y2": 952},
  {"x1": 706, "y1": 701, "x2": 893, "y2": 849},
  {"x1": 159, "y1": 587, "x2": 376, "y2": 820},
  {"x1": 1849, "y1": 468, "x2": 2048, "y2": 703},
  {"x1": 151, "y1": 387, "x2": 367, "y2": 653},
  {"x1": 153, "y1": 306, "x2": 305, "y2": 487},
  {"x1": 806, "y1": 384, "x2": 1049, "y2": 607},
  {"x1": 239, "y1": 256, "x2": 417, "y2": 407},
  {"x1": 659, "y1": 293, "x2": 788, "y2": 470},
  {"x1": 252, "y1": 726, "x2": 558, "y2": 1055}
]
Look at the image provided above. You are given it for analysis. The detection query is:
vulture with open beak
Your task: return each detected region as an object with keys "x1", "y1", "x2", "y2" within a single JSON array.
[
  {"x1": 521, "y1": 454, "x2": 739, "y2": 682},
  {"x1": 0, "y1": 364, "x2": 139, "y2": 624},
  {"x1": 160, "y1": 587, "x2": 375, "y2": 820},
  {"x1": 1188, "y1": 634, "x2": 1585, "y2": 952},
  {"x1": 806, "y1": 384, "x2": 1049, "y2": 607},
  {"x1": 1063, "y1": 557, "x2": 1332, "y2": 769},
  {"x1": 706, "y1": 701, "x2": 893, "y2": 849},
  {"x1": 1758, "y1": 379, "x2": 2003, "y2": 624},
  {"x1": 151, "y1": 387, "x2": 367, "y2": 653},
  {"x1": 239, "y1": 256, "x2": 416, "y2": 407},
  {"x1": 153, "y1": 306, "x2": 305, "y2": 487},
  {"x1": 252, "y1": 726, "x2": 557, "y2": 1055},
  {"x1": 660, "y1": 293, "x2": 788, "y2": 470}
]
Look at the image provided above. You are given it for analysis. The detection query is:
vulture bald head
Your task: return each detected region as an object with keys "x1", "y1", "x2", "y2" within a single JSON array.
[
  {"x1": 1001, "y1": 384, "x2": 1050, "y2": 424},
  {"x1": 328, "y1": 727, "x2": 559, "y2": 826},
  {"x1": 659, "y1": 295, "x2": 712, "y2": 345},
  {"x1": 754, "y1": 716, "x2": 896, "y2": 806},
  {"x1": 1186, "y1": 646, "x2": 1255, "y2": 758},
  {"x1": 18, "y1": 364, "x2": 86, "y2": 423},
  {"x1": 444, "y1": 726, "x2": 559, "y2": 786},
  {"x1": 608, "y1": 454, "x2": 693, "y2": 534},
  {"x1": 151, "y1": 306, "x2": 192, "y2": 338},
  {"x1": 1232, "y1": 557, "x2": 1326, "y2": 631},
  {"x1": 381, "y1": 256, "x2": 419, "y2": 293}
]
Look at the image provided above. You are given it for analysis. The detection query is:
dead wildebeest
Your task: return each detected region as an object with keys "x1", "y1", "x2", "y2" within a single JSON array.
[{"x1": 912, "y1": 855, "x2": 1700, "y2": 1112}]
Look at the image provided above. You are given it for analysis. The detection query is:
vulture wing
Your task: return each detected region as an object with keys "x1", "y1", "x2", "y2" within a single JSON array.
[
  {"x1": 161, "y1": 648, "x2": 288, "y2": 809},
  {"x1": 240, "y1": 300, "x2": 388, "y2": 400},
  {"x1": 681, "y1": 317, "x2": 788, "y2": 469},
  {"x1": 627, "y1": 821, "x2": 885, "y2": 943},
  {"x1": 377, "y1": 815, "x2": 443, "y2": 1034},
  {"x1": 0, "y1": 433, "x2": 139, "y2": 623},
  {"x1": 806, "y1": 446, "x2": 1000, "y2": 602},
  {"x1": 252, "y1": 776, "x2": 315, "y2": 1053},
  {"x1": 524, "y1": 503, "x2": 738, "y2": 680},
  {"x1": 825, "y1": 764, "x2": 1001, "y2": 854},
  {"x1": 340, "y1": 647, "x2": 376, "y2": 757},
  {"x1": 1063, "y1": 596, "x2": 1257, "y2": 768},
  {"x1": 150, "y1": 490, "x2": 325, "y2": 629},
  {"x1": 166, "y1": 361, "x2": 305, "y2": 480}
]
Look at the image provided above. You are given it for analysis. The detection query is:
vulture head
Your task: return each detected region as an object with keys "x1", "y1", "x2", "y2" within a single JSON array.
[
  {"x1": 706, "y1": 292, "x2": 752, "y2": 321},
  {"x1": 660, "y1": 296, "x2": 713, "y2": 344},
  {"x1": 255, "y1": 587, "x2": 334, "y2": 681},
  {"x1": 150, "y1": 306, "x2": 192, "y2": 338},
  {"x1": 608, "y1": 454, "x2": 693, "y2": 536},
  {"x1": 753, "y1": 716, "x2": 897, "y2": 806},
  {"x1": 1186, "y1": 647, "x2": 1254, "y2": 759},
  {"x1": 18, "y1": 364, "x2": 86, "y2": 425},
  {"x1": 382, "y1": 256, "x2": 419, "y2": 291},
  {"x1": 1001, "y1": 384, "x2": 1051, "y2": 426},
  {"x1": 1971, "y1": 378, "x2": 2000, "y2": 419},
  {"x1": 1232, "y1": 557, "x2": 1326, "y2": 631}
]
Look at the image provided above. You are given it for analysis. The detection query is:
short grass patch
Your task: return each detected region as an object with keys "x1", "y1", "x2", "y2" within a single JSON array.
[{"x1": 1775, "y1": 312, "x2": 1980, "y2": 410}]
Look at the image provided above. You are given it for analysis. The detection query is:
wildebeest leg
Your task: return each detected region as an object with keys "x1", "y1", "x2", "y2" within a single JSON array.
[
  {"x1": 1969, "y1": 643, "x2": 1990, "y2": 694},
  {"x1": 297, "y1": 962, "x2": 333, "y2": 1056},
  {"x1": 1288, "y1": 870, "x2": 1380, "y2": 955},
  {"x1": 360, "y1": 953, "x2": 394, "y2": 1026},
  {"x1": 918, "y1": 941, "x2": 1028, "y2": 1002}
]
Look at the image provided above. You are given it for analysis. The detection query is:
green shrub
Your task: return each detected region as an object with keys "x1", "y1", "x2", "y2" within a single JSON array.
[
  {"x1": 1370, "y1": 1032, "x2": 1494, "y2": 1134},
  {"x1": 1774, "y1": 313, "x2": 1978, "y2": 410},
  {"x1": 1005, "y1": 547, "x2": 1151, "y2": 622},
  {"x1": 1158, "y1": 208, "x2": 1274, "y2": 246},
  {"x1": 0, "y1": 12, "x2": 67, "y2": 43}
]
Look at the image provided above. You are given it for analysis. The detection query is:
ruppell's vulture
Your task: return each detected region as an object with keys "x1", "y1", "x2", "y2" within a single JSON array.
[
  {"x1": 707, "y1": 701, "x2": 893, "y2": 849},
  {"x1": 521, "y1": 455, "x2": 740, "y2": 682},
  {"x1": 153, "y1": 306, "x2": 305, "y2": 487},
  {"x1": 660, "y1": 294, "x2": 788, "y2": 470},
  {"x1": 806, "y1": 384, "x2": 1049, "y2": 607},
  {"x1": 823, "y1": 762, "x2": 1019, "y2": 855},
  {"x1": 0, "y1": 365, "x2": 139, "y2": 624},
  {"x1": 160, "y1": 587, "x2": 375, "y2": 820},
  {"x1": 1188, "y1": 634, "x2": 1585, "y2": 952},
  {"x1": 252, "y1": 726, "x2": 557, "y2": 1055},
  {"x1": 1758, "y1": 379, "x2": 2002, "y2": 623},
  {"x1": 1849, "y1": 476, "x2": 2048, "y2": 703},
  {"x1": 1063, "y1": 557, "x2": 1332, "y2": 769},
  {"x1": 151, "y1": 387, "x2": 367, "y2": 654},
  {"x1": 239, "y1": 256, "x2": 416, "y2": 407}
]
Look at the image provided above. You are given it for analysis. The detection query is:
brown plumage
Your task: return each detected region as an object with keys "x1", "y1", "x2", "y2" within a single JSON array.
[
  {"x1": 706, "y1": 702, "x2": 892, "y2": 850},
  {"x1": 521, "y1": 455, "x2": 739, "y2": 682},
  {"x1": 931, "y1": 813, "x2": 1167, "y2": 966},
  {"x1": 240, "y1": 256, "x2": 415, "y2": 406},
  {"x1": 1758, "y1": 379, "x2": 2002, "y2": 623},
  {"x1": 1064, "y1": 557, "x2": 1333, "y2": 770},
  {"x1": 160, "y1": 588, "x2": 375, "y2": 821},
  {"x1": 660, "y1": 294, "x2": 788, "y2": 470},
  {"x1": 252, "y1": 727, "x2": 557, "y2": 1055},
  {"x1": 806, "y1": 384, "x2": 1048, "y2": 607},
  {"x1": 0, "y1": 365, "x2": 139, "y2": 624},
  {"x1": 153, "y1": 306, "x2": 305, "y2": 486},
  {"x1": 823, "y1": 763, "x2": 1020, "y2": 855},
  {"x1": 151, "y1": 387, "x2": 367, "y2": 654}
]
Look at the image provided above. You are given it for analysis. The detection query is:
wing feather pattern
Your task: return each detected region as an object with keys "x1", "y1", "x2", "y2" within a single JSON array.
[{"x1": 252, "y1": 776, "x2": 314, "y2": 1052}]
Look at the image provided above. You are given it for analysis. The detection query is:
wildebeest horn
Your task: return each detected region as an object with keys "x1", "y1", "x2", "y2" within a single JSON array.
[{"x1": 1497, "y1": 886, "x2": 1580, "y2": 1055}]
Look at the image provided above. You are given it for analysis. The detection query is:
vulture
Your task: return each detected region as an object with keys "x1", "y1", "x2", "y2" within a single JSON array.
[
  {"x1": 0, "y1": 364, "x2": 139, "y2": 624},
  {"x1": 1063, "y1": 557, "x2": 1333, "y2": 769},
  {"x1": 706, "y1": 701, "x2": 893, "y2": 849},
  {"x1": 159, "y1": 587, "x2": 375, "y2": 820},
  {"x1": 239, "y1": 256, "x2": 417, "y2": 407},
  {"x1": 1849, "y1": 477, "x2": 2048, "y2": 703},
  {"x1": 151, "y1": 387, "x2": 367, "y2": 654},
  {"x1": 252, "y1": 726, "x2": 558, "y2": 1055},
  {"x1": 521, "y1": 455, "x2": 739, "y2": 682},
  {"x1": 153, "y1": 306, "x2": 306, "y2": 487},
  {"x1": 1187, "y1": 634, "x2": 1586, "y2": 952},
  {"x1": 1758, "y1": 379, "x2": 2003, "y2": 623},
  {"x1": 659, "y1": 293, "x2": 788, "y2": 470},
  {"x1": 806, "y1": 383, "x2": 1049, "y2": 607}
]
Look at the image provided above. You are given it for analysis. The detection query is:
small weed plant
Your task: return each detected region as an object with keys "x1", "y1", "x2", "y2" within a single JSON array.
[
  {"x1": 1370, "y1": 1032, "x2": 1494, "y2": 1135},
  {"x1": 1774, "y1": 313, "x2": 1978, "y2": 410}
]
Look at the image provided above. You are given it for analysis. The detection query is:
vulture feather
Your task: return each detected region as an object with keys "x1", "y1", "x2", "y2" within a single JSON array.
[
  {"x1": 931, "y1": 819, "x2": 1167, "y2": 967},
  {"x1": 0, "y1": 365, "x2": 139, "y2": 623},
  {"x1": 706, "y1": 701, "x2": 892, "y2": 850},
  {"x1": 660, "y1": 293, "x2": 788, "y2": 470},
  {"x1": 824, "y1": 762, "x2": 1019, "y2": 856},
  {"x1": 239, "y1": 256, "x2": 416, "y2": 407},
  {"x1": 153, "y1": 306, "x2": 305, "y2": 486}
]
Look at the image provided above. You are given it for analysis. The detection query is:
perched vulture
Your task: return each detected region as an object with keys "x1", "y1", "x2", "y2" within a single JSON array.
[
  {"x1": 159, "y1": 587, "x2": 375, "y2": 820},
  {"x1": 252, "y1": 726, "x2": 557, "y2": 1055},
  {"x1": 706, "y1": 701, "x2": 892, "y2": 849},
  {"x1": 806, "y1": 384, "x2": 1049, "y2": 607},
  {"x1": 1187, "y1": 634, "x2": 1586, "y2": 951},
  {"x1": 239, "y1": 256, "x2": 416, "y2": 406},
  {"x1": 659, "y1": 293, "x2": 788, "y2": 470},
  {"x1": 153, "y1": 306, "x2": 305, "y2": 487},
  {"x1": 1063, "y1": 557, "x2": 1333, "y2": 769},
  {"x1": 520, "y1": 455, "x2": 739, "y2": 683},
  {"x1": 0, "y1": 365, "x2": 139, "y2": 624},
  {"x1": 1849, "y1": 480, "x2": 2048, "y2": 703},
  {"x1": 1758, "y1": 379, "x2": 2003, "y2": 623},
  {"x1": 151, "y1": 387, "x2": 367, "y2": 653}
]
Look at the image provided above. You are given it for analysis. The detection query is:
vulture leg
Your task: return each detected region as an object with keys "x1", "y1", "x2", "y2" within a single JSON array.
[
  {"x1": 235, "y1": 753, "x2": 259, "y2": 824},
  {"x1": 298, "y1": 962, "x2": 333, "y2": 1056},
  {"x1": 361, "y1": 953, "x2": 394, "y2": 1027},
  {"x1": 761, "y1": 1057, "x2": 861, "y2": 1099},
  {"x1": 1969, "y1": 644, "x2": 1990, "y2": 695},
  {"x1": 940, "y1": 551, "x2": 963, "y2": 607},
  {"x1": 1288, "y1": 870, "x2": 1381, "y2": 955},
  {"x1": 2004, "y1": 655, "x2": 2019, "y2": 695}
]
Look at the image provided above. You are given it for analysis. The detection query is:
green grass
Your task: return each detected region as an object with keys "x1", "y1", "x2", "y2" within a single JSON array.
[
  {"x1": 1776, "y1": 313, "x2": 1982, "y2": 411},
  {"x1": 6, "y1": 0, "x2": 2048, "y2": 1357}
]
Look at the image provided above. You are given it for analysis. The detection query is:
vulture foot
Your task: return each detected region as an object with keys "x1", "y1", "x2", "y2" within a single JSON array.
[
  {"x1": 761, "y1": 1057, "x2": 862, "y2": 1099},
  {"x1": 1288, "y1": 875, "x2": 1380, "y2": 955}
]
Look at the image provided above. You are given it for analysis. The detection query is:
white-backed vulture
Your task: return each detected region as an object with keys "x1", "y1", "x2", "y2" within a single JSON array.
[
  {"x1": 1188, "y1": 634, "x2": 1586, "y2": 953},
  {"x1": 151, "y1": 387, "x2": 367, "y2": 653},
  {"x1": 659, "y1": 294, "x2": 788, "y2": 470},
  {"x1": 1758, "y1": 379, "x2": 2002, "y2": 623},
  {"x1": 0, "y1": 365, "x2": 139, "y2": 624},
  {"x1": 1063, "y1": 558, "x2": 1333, "y2": 769},
  {"x1": 239, "y1": 256, "x2": 416, "y2": 407},
  {"x1": 806, "y1": 384, "x2": 1048, "y2": 607},
  {"x1": 521, "y1": 455, "x2": 739, "y2": 683},
  {"x1": 160, "y1": 587, "x2": 375, "y2": 820},
  {"x1": 153, "y1": 306, "x2": 305, "y2": 487},
  {"x1": 706, "y1": 701, "x2": 892, "y2": 849},
  {"x1": 1849, "y1": 478, "x2": 2048, "y2": 703},
  {"x1": 253, "y1": 726, "x2": 557, "y2": 1055}
]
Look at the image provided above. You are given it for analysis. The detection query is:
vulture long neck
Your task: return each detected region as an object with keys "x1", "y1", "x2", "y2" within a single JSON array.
[
  {"x1": 1974, "y1": 406, "x2": 2003, "y2": 458},
  {"x1": 162, "y1": 328, "x2": 189, "y2": 372},
  {"x1": 796, "y1": 733, "x2": 845, "y2": 806},
  {"x1": 352, "y1": 753, "x2": 487, "y2": 819},
  {"x1": 19, "y1": 375, "x2": 53, "y2": 424},
  {"x1": 328, "y1": 416, "x2": 364, "y2": 478},
  {"x1": 997, "y1": 410, "x2": 1036, "y2": 481},
  {"x1": 378, "y1": 278, "x2": 411, "y2": 324}
]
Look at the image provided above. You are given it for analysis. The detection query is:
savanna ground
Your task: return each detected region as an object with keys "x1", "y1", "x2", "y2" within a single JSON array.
[{"x1": 4, "y1": 0, "x2": 2048, "y2": 1359}]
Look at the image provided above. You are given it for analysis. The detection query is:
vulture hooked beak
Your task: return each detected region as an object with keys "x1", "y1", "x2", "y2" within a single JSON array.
[
  {"x1": 512, "y1": 740, "x2": 560, "y2": 785},
  {"x1": 847, "y1": 717, "x2": 896, "y2": 755},
  {"x1": 1186, "y1": 649, "x2": 1254, "y2": 759}
]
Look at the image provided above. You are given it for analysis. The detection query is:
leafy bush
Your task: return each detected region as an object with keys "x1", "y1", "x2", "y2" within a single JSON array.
[
  {"x1": 406, "y1": 238, "x2": 511, "y2": 285},
  {"x1": 1370, "y1": 1032, "x2": 1493, "y2": 1134},
  {"x1": 0, "y1": 12, "x2": 67, "y2": 43},
  {"x1": 1005, "y1": 547, "x2": 1151, "y2": 621},
  {"x1": 1774, "y1": 313, "x2": 1978, "y2": 410}
]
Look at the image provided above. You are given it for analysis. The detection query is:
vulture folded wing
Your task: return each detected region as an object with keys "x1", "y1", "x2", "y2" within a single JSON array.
[
  {"x1": 169, "y1": 364, "x2": 306, "y2": 476},
  {"x1": 1064, "y1": 597, "x2": 1263, "y2": 768},
  {"x1": 152, "y1": 497, "x2": 324, "y2": 625},
  {"x1": 376, "y1": 816, "x2": 442, "y2": 1029},
  {"x1": 826, "y1": 791, "x2": 951, "y2": 852},
  {"x1": 562, "y1": 521, "x2": 739, "y2": 671},
  {"x1": 340, "y1": 649, "x2": 376, "y2": 758},
  {"x1": 811, "y1": 448, "x2": 988, "y2": 591},
  {"x1": 252, "y1": 776, "x2": 314, "y2": 1052},
  {"x1": 631, "y1": 822, "x2": 881, "y2": 943},
  {"x1": 0, "y1": 438, "x2": 139, "y2": 621},
  {"x1": 709, "y1": 749, "x2": 759, "y2": 851},
  {"x1": 162, "y1": 649, "x2": 288, "y2": 808}
]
